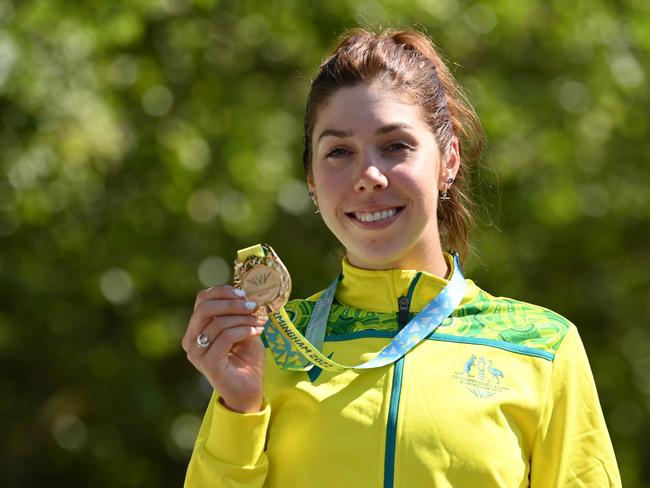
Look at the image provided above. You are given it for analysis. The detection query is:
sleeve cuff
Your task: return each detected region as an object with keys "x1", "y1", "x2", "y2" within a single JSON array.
[{"x1": 202, "y1": 394, "x2": 271, "y2": 467}]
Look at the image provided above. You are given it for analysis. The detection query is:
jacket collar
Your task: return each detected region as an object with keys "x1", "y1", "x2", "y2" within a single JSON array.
[{"x1": 330, "y1": 252, "x2": 479, "y2": 313}]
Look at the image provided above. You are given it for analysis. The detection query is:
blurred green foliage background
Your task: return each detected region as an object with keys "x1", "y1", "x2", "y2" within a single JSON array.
[{"x1": 1, "y1": 0, "x2": 648, "y2": 485}]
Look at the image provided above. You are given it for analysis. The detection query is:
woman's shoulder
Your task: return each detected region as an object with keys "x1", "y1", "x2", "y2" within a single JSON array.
[
  {"x1": 443, "y1": 281, "x2": 576, "y2": 361},
  {"x1": 462, "y1": 283, "x2": 573, "y2": 327}
]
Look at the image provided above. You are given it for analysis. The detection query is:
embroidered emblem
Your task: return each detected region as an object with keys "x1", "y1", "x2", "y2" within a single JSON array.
[{"x1": 452, "y1": 354, "x2": 510, "y2": 398}]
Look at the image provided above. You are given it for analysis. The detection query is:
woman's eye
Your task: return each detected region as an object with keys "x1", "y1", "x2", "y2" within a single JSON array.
[
  {"x1": 325, "y1": 148, "x2": 350, "y2": 158},
  {"x1": 384, "y1": 142, "x2": 413, "y2": 152}
]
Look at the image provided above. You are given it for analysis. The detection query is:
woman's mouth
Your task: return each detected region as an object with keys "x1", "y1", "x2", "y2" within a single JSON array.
[{"x1": 347, "y1": 206, "x2": 404, "y2": 226}]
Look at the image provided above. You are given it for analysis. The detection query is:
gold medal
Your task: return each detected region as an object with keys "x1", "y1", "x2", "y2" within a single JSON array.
[{"x1": 233, "y1": 244, "x2": 291, "y2": 316}]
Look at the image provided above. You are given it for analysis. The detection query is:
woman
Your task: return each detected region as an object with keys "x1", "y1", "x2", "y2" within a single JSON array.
[{"x1": 182, "y1": 28, "x2": 621, "y2": 487}]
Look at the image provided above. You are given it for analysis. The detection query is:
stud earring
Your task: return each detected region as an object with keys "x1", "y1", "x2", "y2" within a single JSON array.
[{"x1": 309, "y1": 191, "x2": 320, "y2": 213}]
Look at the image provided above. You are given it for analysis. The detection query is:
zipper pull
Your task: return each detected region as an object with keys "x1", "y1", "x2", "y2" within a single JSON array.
[{"x1": 398, "y1": 296, "x2": 410, "y2": 328}]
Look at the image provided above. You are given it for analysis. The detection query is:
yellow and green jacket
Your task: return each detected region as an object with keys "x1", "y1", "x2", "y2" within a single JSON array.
[{"x1": 185, "y1": 254, "x2": 621, "y2": 487}]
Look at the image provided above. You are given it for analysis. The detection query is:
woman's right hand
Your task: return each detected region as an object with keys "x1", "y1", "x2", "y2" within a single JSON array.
[{"x1": 182, "y1": 285, "x2": 268, "y2": 413}]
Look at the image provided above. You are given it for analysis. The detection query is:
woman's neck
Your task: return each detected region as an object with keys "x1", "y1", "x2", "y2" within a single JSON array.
[{"x1": 346, "y1": 247, "x2": 450, "y2": 280}]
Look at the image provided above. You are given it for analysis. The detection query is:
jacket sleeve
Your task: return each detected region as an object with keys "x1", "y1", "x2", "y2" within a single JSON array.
[
  {"x1": 184, "y1": 393, "x2": 270, "y2": 488},
  {"x1": 530, "y1": 325, "x2": 621, "y2": 487}
]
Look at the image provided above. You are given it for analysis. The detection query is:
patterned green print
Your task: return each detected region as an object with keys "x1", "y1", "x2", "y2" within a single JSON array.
[
  {"x1": 451, "y1": 290, "x2": 571, "y2": 354},
  {"x1": 286, "y1": 299, "x2": 398, "y2": 335},
  {"x1": 282, "y1": 288, "x2": 571, "y2": 357}
]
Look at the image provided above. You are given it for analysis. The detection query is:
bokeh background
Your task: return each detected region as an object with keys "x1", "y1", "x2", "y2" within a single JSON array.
[{"x1": 1, "y1": 0, "x2": 649, "y2": 486}]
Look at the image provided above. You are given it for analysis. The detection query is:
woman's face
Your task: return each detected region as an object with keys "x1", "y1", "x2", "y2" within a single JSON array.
[{"x1": 309, "y1": 82, "x2": 459, "y2": 271}]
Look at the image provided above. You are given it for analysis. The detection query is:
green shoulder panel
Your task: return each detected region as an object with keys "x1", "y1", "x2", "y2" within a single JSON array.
[
  {"x1": 441, "y1": 289, "x2": 572, "y2": 355},
  {"x1": 277, "y1": 290, "x2": 572, "y2": 359}
]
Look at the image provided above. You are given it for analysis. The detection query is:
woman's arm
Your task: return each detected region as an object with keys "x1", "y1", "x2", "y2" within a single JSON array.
[
  {"x1": 182, "y1": 285, "x2": 269, "y2": 486},
  {"x1": 530, "y1": 325, "x2": 621, "y2": 487},
  {"x1": 184, "y1": 394, "x2": 270, "y2": 487}
]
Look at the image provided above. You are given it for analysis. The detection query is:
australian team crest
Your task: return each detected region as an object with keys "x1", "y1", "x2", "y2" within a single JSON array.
[{"x1": 452, "y1": 354, "x2": 510, "y2": 398}]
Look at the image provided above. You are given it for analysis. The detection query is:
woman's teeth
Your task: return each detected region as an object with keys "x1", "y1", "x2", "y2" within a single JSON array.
[{"x1": 354, "y1": 208, "x2": 398, "y2": 223}]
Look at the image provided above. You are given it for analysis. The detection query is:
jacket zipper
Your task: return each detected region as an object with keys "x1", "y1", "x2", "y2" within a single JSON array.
[{"x1": 383, "y1": 273, "x2": 422, "y2": 488}]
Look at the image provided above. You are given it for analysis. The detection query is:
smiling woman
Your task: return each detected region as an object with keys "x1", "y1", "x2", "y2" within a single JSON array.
[
  {"x1": 303, "y1": 29, "x2": 484, "y2": 263},
  {"x1": 182, "y1": 27, "x2": 621, "y2": 488},
  {"x1": 308, "y1": 83, "x2": 453, "y2": 273}
]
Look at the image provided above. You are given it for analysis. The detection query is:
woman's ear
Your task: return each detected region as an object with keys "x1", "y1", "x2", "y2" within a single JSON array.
[
  {"x1": 306, "y1": 173, "x2": 320, "y2": 213},
  {"x1": 438, "y1": 136, "x2": 461, "y2": 191},
  {"x1": 307, "y1": 173, "x2": 316, "y2": 195}
]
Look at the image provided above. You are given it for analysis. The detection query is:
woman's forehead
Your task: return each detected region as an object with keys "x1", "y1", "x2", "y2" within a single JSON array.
[{"x1": 314, "y1": 84, "x2": 426, "y2": 133}]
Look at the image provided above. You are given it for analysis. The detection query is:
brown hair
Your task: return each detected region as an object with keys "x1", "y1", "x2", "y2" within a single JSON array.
[{"x1": 302, "y1": 28, "x2": 485, "y2": 259}]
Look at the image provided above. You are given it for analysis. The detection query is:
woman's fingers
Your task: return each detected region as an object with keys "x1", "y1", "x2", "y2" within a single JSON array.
[
  {"x1": 184, "y1": 314, "x2": 266, "y2": 355},
  {"x1": 183, "y1": 298, "x2": 259, "y2": 351},
  {"x1": 207, "y1": 324, "x2": 265, "y2": 362},
  {"x1": 182, "y1": 284, "x2": 267, "y2": 412},
  {"x1": 193, "y1": 285, "x2": 246, "y2": 311}
]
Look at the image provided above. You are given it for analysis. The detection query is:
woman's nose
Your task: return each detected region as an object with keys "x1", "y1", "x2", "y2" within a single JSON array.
[{"x1": 354, "y1": 154, "x2": 388, "y2": 192}]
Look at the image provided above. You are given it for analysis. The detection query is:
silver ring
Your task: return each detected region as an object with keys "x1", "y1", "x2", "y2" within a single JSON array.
[{"x1": 196, "y1": 333, "x2": 210, "y2": 348}]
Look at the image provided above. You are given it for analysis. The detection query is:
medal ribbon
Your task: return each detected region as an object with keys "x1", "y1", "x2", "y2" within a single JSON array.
[{"x1": 262, "y1": 252, "x2": 467, "y2": 373}]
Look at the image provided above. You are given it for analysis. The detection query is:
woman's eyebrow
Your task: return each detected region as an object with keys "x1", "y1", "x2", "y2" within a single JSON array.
[
  {"x1": 317, "y1": 128, "x2": 351, "y2": 143},
  {"x1": 317, "y1": 123, "x2": 413, "y2": 143}
]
